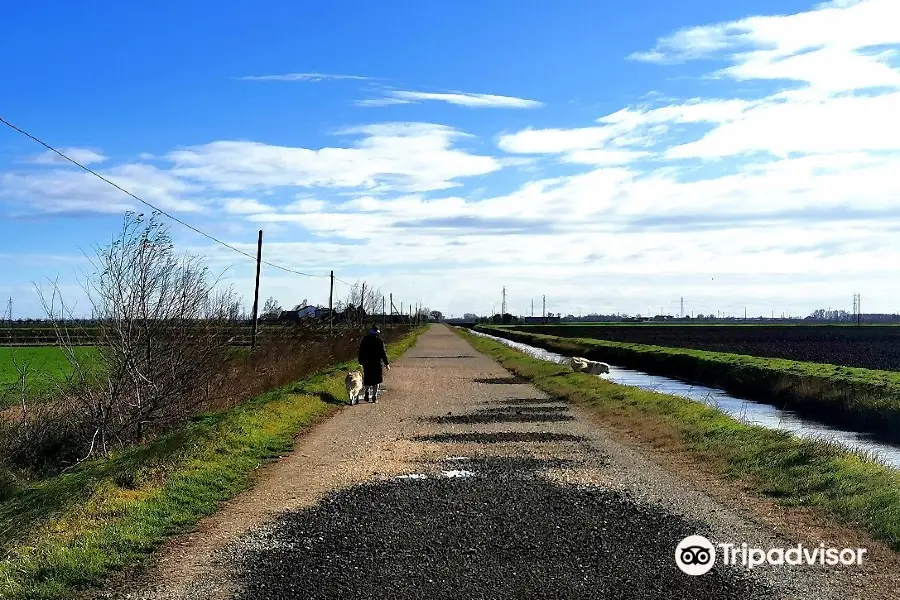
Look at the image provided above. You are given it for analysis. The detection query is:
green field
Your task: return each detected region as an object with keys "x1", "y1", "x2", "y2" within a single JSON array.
[{"x1": 0, "y1": 347, "x2": 100, "y2": 396}]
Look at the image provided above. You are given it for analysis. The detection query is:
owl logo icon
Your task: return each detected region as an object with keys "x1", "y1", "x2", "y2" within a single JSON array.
[{"x1": 675, "y1": 535, "x2": 716, "y2": 575}]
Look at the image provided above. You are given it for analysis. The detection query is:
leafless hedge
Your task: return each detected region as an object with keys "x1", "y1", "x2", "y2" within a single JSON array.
[{"x1": 0, "y1": 211, "x2": 412, "y2": 474}]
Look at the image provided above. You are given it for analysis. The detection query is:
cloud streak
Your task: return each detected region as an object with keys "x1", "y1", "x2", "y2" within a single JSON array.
[
  {"x1": 236, "y1": 72, "x2": 373, "y2": 82},
  {"x1": 357, "y1": 90, "x2": 543, "y2": 108}
]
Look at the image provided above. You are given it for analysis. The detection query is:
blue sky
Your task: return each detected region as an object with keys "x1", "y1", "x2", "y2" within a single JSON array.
[{"x1": 2, "y1": 0, "x2": 899, "y2": 318}]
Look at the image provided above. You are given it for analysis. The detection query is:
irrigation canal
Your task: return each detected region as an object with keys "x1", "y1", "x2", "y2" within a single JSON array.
[{"x1": 468, "y1": 329, "x2": 900, "y2": 469}]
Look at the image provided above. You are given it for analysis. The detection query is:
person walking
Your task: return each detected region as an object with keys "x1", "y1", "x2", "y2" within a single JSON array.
[{"x1": 357, "y1": 325, "x2": 390, "y2": 403}]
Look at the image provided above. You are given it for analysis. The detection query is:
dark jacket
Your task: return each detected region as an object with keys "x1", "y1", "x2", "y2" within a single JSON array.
[{"x1": 358, "y1": 333, "x2": 389, "y2": 385}]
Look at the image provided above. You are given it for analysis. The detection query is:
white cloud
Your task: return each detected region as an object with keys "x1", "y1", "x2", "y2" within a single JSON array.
[
  {"x1": 562, "y1": 149, "x2": 650, "y2": 165},
  {"x1": 235, "y1": 72, "x2": 372, "y2": 82},
  {"x1": 498, "y1": 126, "x2": 618, "y2": 154},
  {"x1": 28, "y1": 147, "x2": 108, "y2": 166},
  {"x1": 222, "y1": 198, "x2": 275, "y2": 214},
  {"x1": 1, "y1": 123, "x2": 502, "y2": 220},
  {"x1": 614, "y1": 1, "x2": 900, "y2": 162},
  {"x1": 629, "y1": 24, "x2": 735, "y2": 64},
  {"x1": 632, "y1": 0, "x2": 900, "y2": 94},
  {"x1": 0, "y1": 163, "x2": 204, "y2": 216},
  {"x1": 665, "y1": 92, "x2": 900, "y2": 159},
  {"x1": 359, "y1": 90, "x2": 543, "y2": 109},
  {"x1": 600, "y1": 100, "x2": 754, "y2": 128},
  {"x1": 507, "y1": 0, "x2": 900, "y2": 168},
  {"x1": 168, "y1": 122, "x2": 501, "y2": 194},
  {"x1": 497, "y1": 99, "x2": 756, "y2": 162},
  {"x1": 286, "y1": 198, "x2": 326, "y2": 212}
]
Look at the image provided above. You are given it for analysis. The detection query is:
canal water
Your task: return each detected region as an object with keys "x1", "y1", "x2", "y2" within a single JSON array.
[{"x1": 468, "y1": 329, "x2": 900, "y2": 469}]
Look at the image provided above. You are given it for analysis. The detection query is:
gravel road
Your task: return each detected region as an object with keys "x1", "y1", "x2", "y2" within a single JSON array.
[{"x1": 95, "y1": 325, "x2": 894, "y2": 600}]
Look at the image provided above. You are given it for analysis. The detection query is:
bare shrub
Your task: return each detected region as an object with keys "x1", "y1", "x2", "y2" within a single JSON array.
[
  {"x1": 339, "y1": 280, "x2": 388, "y2": 326},
  {"x1": 35, "y1": 211, "x2": 241, "y2": 462},
  {"x1": 0, "y1": 400, "x2": 83, "y2": 473}
]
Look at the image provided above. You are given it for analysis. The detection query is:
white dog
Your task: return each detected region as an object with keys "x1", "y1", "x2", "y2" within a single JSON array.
[
  {"x1": 568, "y1": 356, "x2": 610, "y2": 375},
  {"x1": 345, "y1": 370, "x2": 364, "y2": 405}
]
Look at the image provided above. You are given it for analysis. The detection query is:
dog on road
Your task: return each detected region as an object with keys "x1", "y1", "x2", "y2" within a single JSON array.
[{"x1": 345, "y1": 370, "x2": 364, "y2": 405}]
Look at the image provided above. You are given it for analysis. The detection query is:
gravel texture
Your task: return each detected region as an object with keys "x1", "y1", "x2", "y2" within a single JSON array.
[
  {"x1": 88, "y1": 324, "x2": 895, "y2": 600},
  {"x1": 232, "y1": 456, "x2": 770, "y2": 600}
]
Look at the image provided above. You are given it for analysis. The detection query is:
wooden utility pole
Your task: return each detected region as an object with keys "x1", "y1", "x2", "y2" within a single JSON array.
[
  {"x1": 360, "y1": 282, "x2": 366, "y2": 327},
  {"x1": 250, "y1": 230, "x2": 263, "y2": 350},
  {"x1": 390, "y1": 293, "x2": 394, "y2": 329},
  {"x1": 383, "y1": 296, "x2": 386, "y2": 328},
  {"x1": 328, "y1": 270, "x2": 334, "y2": 335}
]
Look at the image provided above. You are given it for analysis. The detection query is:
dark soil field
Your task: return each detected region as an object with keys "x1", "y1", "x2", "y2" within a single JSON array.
[{"x1": 510, "y1": 325, "x2": 900, "y2": 372}]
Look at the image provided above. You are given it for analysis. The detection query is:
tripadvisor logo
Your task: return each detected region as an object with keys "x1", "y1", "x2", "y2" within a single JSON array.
[
  {"x1": 675, "y1": 535, "x2": 868, "y2": 575},
  {"x1": 675, "y1": 535, "x2": 716, "y2": 576}
]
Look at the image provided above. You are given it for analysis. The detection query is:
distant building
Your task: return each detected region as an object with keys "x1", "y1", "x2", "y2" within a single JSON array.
[{"x1": 522, "y1": 315, "x2": 561, "y2": 324}]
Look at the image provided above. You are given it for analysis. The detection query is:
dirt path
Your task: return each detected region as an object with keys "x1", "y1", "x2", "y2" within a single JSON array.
[{"x1": 91, "y1": 325, "x2": 897, "y2": 599}]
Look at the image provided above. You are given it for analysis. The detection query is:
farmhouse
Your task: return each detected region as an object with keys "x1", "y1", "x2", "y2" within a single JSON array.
[{"x1": 277, "y1": 303, "x2": 332, "y2": 323}]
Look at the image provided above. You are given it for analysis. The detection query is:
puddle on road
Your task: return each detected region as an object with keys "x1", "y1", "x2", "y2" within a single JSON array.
[
  {"x1": 393, "y1": 464, "x2": 477, "y2": 480},
  {"x1": 442, "y1": 470, "x2": 475, "y2": 478},
  {"x1": 468, "y1": 329, "x2": 900, "y2": 470}
]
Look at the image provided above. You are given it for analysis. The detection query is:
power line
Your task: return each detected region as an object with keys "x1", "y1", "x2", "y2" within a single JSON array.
[{"x1": 0, "y1": 115, "x2": 324, "y2": 279}]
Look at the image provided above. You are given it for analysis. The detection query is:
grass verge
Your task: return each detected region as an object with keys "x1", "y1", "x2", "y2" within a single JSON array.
[
  {"x1": 0, "y1": 326, "x2": 426, "y2": 600},
  {"x1": 456, "y1": 327, "x2": 900, "y2": 551},
  {"x1": 476, "y1": 325, "x2": 900, "y2": 445}
]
